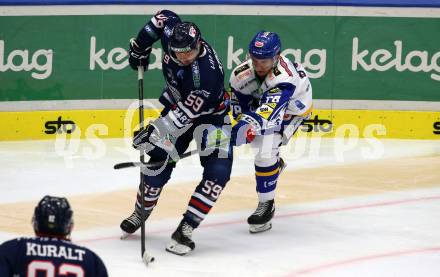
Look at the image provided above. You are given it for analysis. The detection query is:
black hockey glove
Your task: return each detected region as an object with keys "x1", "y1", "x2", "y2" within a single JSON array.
[
  {"x1": 133, "y1": 124, "x2": 156, "y2": 150},
  {"x1": 128, "y1": 38, "x2": 151, "y2": 71}
]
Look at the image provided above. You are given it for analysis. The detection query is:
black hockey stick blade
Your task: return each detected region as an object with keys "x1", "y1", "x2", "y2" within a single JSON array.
[
  {"x1": 114, "y1": 139, "x2": 230, "y2": 170},
  {"x1": 113, "y1": 160, "x2": 168, "y2": 169},
  {"x1": 113, "y1": 162, "x2": 141, "y2": 169},
  {"x1": 113, "y1": 149, "x2": 193, "y2": 170}
]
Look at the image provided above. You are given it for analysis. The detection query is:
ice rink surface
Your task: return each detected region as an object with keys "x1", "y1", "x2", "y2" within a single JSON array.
[{"x1": 1, "y1": 137, "x2": 440, "y2": 276}]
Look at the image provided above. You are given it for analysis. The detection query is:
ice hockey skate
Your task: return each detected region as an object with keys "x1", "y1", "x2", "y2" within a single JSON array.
[
  {"x1": 120, "y1": 210, "x2": 151, "y2": 239},
  {"x1": 166, "y1": 220, "x2": 195, "y2": 255},
  {"x1": 247, "y1": 199, "x2": 275, "y2": 234}
]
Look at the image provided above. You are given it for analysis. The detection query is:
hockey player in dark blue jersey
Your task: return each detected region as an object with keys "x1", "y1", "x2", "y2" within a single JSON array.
[
  {"x1": 120, "y1": 10, "x2": 232, "y2": 255},
  {"x1": 0, "y1": 195, "x2": 108, "y2": 277}
]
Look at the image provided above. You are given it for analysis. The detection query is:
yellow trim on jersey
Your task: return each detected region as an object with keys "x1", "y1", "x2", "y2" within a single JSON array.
[
  {"x1": 300, "y1": 104, "x2": 313, "y2": 117},
  {"x1": 257, "y1": 111, "x2": 272, "y2": 120},
  {"x1": 256, "y1": 167, "x2": 280, "y2": 177}
]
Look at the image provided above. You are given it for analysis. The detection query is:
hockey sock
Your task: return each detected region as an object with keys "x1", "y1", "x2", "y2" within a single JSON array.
[
  {"x1": 255, "y1": 161, "x2": 280, "y2": 202},
  {"x1": 135, "y1": 184, "x2": 163, "y2": 213},
  {"x1": 184, "y1": 179, "x2": 224, "y2": 228}
]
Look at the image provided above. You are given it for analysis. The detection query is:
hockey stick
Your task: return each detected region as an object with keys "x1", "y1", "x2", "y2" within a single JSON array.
[
  {"x1": 136, "y1": 66, "x2": 155, "y2": 265},
  {"x1": 114, "y1": 139, "x2": 230, "y2": 170},
  {"x1": 114, "y1": 149, "x2": 192, "y2": 169}
]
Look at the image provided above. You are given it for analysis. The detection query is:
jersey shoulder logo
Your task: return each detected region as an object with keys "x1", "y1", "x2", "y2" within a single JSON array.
[
  {"x1": 273, "y1": 67, "x2": 282, "y2": 76},
  {"x1": 191, "y1": 61, "x2": 201, "y2": 88}
]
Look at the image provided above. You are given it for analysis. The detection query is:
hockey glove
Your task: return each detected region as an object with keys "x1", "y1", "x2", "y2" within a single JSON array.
[
  {"x1": 231, "y1": 120, "x2": 256, "y2": 146},
  {"x1": 128, "y1": 38, "x2": 152, "y2": 71},
  {"x1": 133, "y1": 120, "x2": 177, "y2": 158},
  {"x1": 133, "y1": 124, "x2": 156, "y2": 150}
]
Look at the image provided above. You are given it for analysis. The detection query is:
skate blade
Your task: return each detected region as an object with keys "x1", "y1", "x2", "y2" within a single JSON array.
[
  {"x1": 249, "y1": 222, "x2": 272, "y2": 234},
  {"x1": 165, "y1": 239, "x2": 193, "y2": 256}
]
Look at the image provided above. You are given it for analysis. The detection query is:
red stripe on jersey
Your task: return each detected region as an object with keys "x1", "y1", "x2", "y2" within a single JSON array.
[
  {"x1": 279, "y1": 57, "x2": 293, "y2": 77},
  {"x1": 190, "y1": 197, "x2": 211, "y2": 213}
]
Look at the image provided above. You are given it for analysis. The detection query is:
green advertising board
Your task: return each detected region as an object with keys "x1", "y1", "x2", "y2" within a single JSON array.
[{"x1": 0, "y1": 14, "x2": 439, "y2": 102}]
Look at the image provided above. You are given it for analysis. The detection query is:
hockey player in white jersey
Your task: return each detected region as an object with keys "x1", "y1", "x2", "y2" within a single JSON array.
[{"x1": 229, "y1": 31, "x2": 313, "y2": 233}]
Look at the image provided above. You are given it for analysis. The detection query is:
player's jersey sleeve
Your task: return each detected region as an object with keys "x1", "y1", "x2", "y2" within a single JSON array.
[
  {"x1": 135, "y1": 10, "x2": 181, "y2": 50},
  {"x1": 240, "y1": 83, "x2": 295, "y2": 134},
  {"x1": 286, "y1": 61, "x2": 313, "y2": 117},
  {"x1": 0, "y1": 239, "x2": 20, "y2": 276},
  {"x1": 228, "y1": 62, "x2": 257, "y2": 119},
  {"x1": 229, "y1": 86, "x2": 255, "y2": 120}
]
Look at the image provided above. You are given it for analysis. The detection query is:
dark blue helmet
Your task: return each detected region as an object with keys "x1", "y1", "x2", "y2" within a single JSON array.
[
  {"x1": 32, "y1": 195, "x2": 73, "y2": 237},
  {"x1": 169, "y1": 22, "x2": 201, "y2": 53},
  {"x1": 248, "y1": 31, "x2": 281, "y2": 59}
]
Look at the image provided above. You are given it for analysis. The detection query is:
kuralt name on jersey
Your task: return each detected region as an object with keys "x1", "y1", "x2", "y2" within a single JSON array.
[{"x1": 26, "y1": 242, "x2": 86, "y2": 261}]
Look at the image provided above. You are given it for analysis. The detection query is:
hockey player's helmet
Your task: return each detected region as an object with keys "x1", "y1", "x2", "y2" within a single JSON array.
[
  {"x1": 169, "y1": 22, "x2": 201, "y2": 53},
  {"x1": 249, "y1": 31, "x2": 281, "y2": 59},
  {"x1": 32, "y1": 195, "x2": 73, "y2": 237}
]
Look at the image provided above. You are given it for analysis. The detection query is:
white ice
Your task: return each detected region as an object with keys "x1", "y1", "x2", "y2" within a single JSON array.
[{"x1": 1, "y1": 138, "x2": 440, "y2": 276}]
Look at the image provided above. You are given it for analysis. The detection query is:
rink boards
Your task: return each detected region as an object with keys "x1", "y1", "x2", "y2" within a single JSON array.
[
  {"x1": 1, "y1": 5, "x2": 439, "y2": 141},
  {"x1": 1, "y1": 107, "x2": 439, "y2": 140}
]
